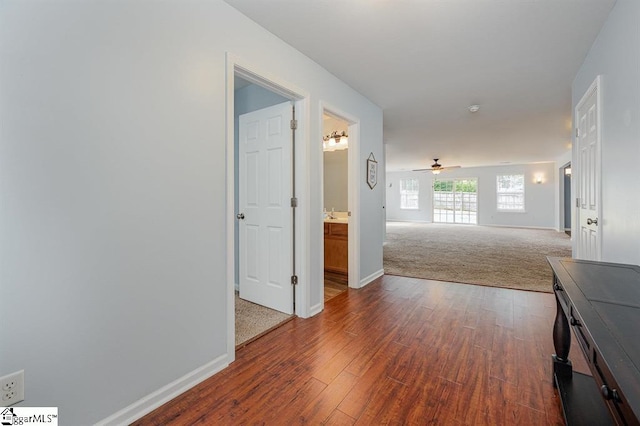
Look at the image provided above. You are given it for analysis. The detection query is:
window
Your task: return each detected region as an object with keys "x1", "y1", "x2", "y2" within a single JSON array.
[
  {"x1": 433, "y1": 178, "x2": 478, "y2": 224},
  {"x1": 497, "y1": 174, "x2": 525, "y2": 211},
  {"x1": 400, "y1": 178, "x2": 419, "y2": 209}
]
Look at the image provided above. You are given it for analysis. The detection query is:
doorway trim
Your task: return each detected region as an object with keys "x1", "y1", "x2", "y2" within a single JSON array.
[
  {"x1": 559, "y1": 162, "x2": 571, "y2": 233},
  {"x1": 320, "y1": 103, "x2": 361, "y2": 303},
  {"x1": 225, "y1": 53, "x2": 310, "y2": 360}
]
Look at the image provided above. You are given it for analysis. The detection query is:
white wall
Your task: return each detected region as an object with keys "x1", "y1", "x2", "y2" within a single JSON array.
[
  {"x1": 572, "y1": 0, "x2": 640, "y2": 264},
  {"x1": 386, "y1": 162, "x2": 557, "y2": 228},
  {"x1": 0, "y1": 1, "x2": 383, "y2": 424}
]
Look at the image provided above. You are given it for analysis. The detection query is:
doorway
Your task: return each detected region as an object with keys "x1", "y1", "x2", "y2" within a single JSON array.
[
  {"x1": 233, "y1": 77, "x2": 295, "y2": 346},
  {"x1": 562, "y1": 163, "x2": 572, "y2": 235},
  {"x1": 237, "y1": 100, "x2": 294, "y2": 313},
  {"x1": 433, "y1": 178, "x2": 478, "y2": 224},
  {"x1": 322, "y1": 111, "x2": 350, "y2": 302},
  {"x1": 225, "y1": 55, "x2": 362, "y2": 359}
]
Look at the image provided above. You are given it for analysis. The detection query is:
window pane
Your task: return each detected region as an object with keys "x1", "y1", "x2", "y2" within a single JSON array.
[
  {"x1": 496, "y1": 174, "x2": 525, "y2": 211},
  {"x1": 400, "y1": 178, "x2": 419, "y2": 209}
]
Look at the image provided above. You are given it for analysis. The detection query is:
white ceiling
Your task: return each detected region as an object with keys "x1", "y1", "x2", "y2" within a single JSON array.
[{"x1": 225, "y1": 0, "x2": 616, "y2": 171}]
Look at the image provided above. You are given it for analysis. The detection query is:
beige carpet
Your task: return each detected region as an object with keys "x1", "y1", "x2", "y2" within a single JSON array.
[
  {"x1": 384, "y1": 222, "x2": 572, "y2": 293},
  {"x1": 235, "y1": 294, "x2": 292, "y2": 347}
]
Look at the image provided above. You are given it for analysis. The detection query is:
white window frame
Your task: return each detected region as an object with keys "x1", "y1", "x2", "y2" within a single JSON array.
[
  {"x1": 496, "y1": 174, "x2": 525, "y2": 212},
  {"x1": 400, "y1": 178, "x2": 419, "y2": 210}
]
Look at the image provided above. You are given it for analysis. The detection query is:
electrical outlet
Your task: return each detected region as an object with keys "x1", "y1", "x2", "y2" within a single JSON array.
[{"x1": 0, "y1": 370, "x2": 24, "y2": 406}]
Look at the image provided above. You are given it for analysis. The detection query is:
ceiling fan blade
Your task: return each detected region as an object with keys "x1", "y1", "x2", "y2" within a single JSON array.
[{"x1": 413, "y1": 163, "x2": 461, "y2": 172}]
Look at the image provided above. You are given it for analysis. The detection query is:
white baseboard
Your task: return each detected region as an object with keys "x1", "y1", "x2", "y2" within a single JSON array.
[
  {"x1": 359, "y1": 268, "x2": 384, "y2": 288},
  {"x1": 388, "y1": 221, "x2": 556, "y2": 231},
  {"x1": 483, "y1": 224, "x2": 556, "y2": 231},
  {"x1": 308, "y1": 302, "x2": 323, "y2": 317},
  {"x1": 95, "y1": 353, "x2": 231, "y2": 426}
]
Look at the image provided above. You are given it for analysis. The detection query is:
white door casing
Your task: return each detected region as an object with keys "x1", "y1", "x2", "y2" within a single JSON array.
[
  {"x1": 575, "y1": 77, "x2": 601, "y2": 261},
  {"x1": 238, "y1": 101, "x2": 294, "y2": 314}
]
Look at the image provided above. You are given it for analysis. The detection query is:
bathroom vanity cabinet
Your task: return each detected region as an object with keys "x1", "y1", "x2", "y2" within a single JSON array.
[{"x1": 324, "y1": 222, "x2": 348, "y2": 275}]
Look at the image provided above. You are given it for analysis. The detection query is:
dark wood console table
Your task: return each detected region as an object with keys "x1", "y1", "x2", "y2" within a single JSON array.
[{"x1": 548, "y1": 257, "x2": 640, "y2": 425}]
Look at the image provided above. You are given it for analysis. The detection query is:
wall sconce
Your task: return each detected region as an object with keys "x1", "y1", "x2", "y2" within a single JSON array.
[
  {"x1": 535, "y1": 175, "x2": 543, "y2": 184},
  {"x1": 323, "y1": 131, "x2": 348, "y2": 152}
]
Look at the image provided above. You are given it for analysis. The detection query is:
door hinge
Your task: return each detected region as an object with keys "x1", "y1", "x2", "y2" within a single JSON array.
[
  {"x1": 575, "y1": 128, "x2": 579, "y2": 137},
  {"x1": 290, "y1": 119, "x2": 298, "y2": 130},
  {"x1": 576, "y1": 198, "x2": 580, "y2": 208},
  {"x1": 291, "y1": 275, "x2": 298, "y2": 285},
  {"x1": 291, "y1": 197, "x2": 298, "y2": 208}
]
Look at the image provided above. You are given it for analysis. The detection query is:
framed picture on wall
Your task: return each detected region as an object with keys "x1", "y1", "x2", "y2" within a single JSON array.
[{"x1": 367, "y1": 153, "x2": 377, "y2": 189}]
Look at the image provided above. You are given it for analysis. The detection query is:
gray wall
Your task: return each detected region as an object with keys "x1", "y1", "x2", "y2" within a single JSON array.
[
  {"x1": 386, "y1": 162, "x2": 557, "y2": 228},
  {"x1": 323, "y1": 149, "x2": 349, "y2": 212},
  {"x1": 572, "y1": 0, "x2": 640, "y2": 263},
  {"x1": 0, "y1": 1, "x2": 383, "y2": 424}
]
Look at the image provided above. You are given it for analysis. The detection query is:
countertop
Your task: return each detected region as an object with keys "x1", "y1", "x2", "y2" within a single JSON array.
[{"x1": 324, "y1": 218, "x2": 349, "y2": 224}]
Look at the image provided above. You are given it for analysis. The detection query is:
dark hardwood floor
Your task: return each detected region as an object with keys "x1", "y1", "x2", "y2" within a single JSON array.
[
  {"x1": 134, "y1": 275, "x2": 589, "y2": 425},
  {"x1": 325, "y1": 271, "x2": 348, "y2": 302}
]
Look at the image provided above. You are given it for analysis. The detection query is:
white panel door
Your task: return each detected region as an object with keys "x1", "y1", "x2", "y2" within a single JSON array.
[
  {"x1": 576, "y1": 79, "x2": 601, "y2": 261},
  {"x1": 238, "y1": 101, "x2": 293, "y2": 314}
]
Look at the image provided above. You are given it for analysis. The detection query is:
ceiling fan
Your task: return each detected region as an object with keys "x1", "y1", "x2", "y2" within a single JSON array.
[{"x1": 412, "y1": 159, "x2": 461, "y2": 175}]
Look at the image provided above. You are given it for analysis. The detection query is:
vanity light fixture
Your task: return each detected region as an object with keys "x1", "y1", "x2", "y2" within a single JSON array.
[{"x1": 323, "y1": 131, "x2": 348, "y2": 152}]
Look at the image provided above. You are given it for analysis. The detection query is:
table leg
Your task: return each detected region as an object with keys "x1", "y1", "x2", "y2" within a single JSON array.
[{"x1": 552, "y1": 294, "x2": 572, "y2": 381}]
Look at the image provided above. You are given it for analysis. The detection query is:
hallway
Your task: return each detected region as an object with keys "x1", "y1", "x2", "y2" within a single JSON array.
[{"x1": 135, "y1": 274, "x2": 587, "y2": 425}]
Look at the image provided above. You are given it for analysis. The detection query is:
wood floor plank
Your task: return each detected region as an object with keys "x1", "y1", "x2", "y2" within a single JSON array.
[
  {"x1": 311, "y1": 342, "x2": 360, "y2": 385},
  {"x1": 451, "y1": 345, "x2": 492, "y2": 424},
  {"x1": 352, "y1": 376, "x2": 406, "y2": 425},
  {"x1": 426, "y1": 377, "x2": 464, "y2": 425},
  {"x1": 323, "y1": 409, "x2": 356, "y2": 426},
  {"x1": 342, "y1": 331, "x2": 400, "y2": 378},
  {"x1": 337, "y1": 340, "x2": 404, "y2": 419},
  {"x1": 440, "y1": 325, "x2": 474, "y2": 384},
  {"x1": 133, "y1": 275, "x2": 583, "y2": 426},
  {"x1": 296, "y1": 371, "x2": 358, "y2": 424},
  {"x1": 253, "y1": 376, "x2": 327, "y2": 425},
  {"x1": 489, "y1": 325, "x2": 518, "y2": 385},
  {"x1": 472, "y1": 308, "x2": 498, "y2": 351}
]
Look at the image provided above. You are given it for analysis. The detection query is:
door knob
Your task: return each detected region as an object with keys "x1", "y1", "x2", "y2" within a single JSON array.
[
  {"x1": 587, "y1": 217, "x2": 598, "y2": 226},
  {"x1": 236, "y1": 213, "x2": 245, "y2": 220}
]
